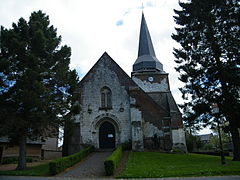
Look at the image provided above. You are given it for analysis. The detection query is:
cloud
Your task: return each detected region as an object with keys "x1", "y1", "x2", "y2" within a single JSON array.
[
  {"x1": 124, "y1": 8, "x2": 132, "y2": 16},
  {"x1": 72, "y1": 65, "x2": 86, "y2": 80},
  {"x1": 116, "y1": 20, "x2": 124, "y2": 26},
  {"x1": 146, "y1": 1, "x2": 156, "y2": 7}
]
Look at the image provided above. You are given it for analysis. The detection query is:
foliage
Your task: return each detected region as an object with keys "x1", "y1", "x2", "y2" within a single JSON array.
[
  {"x1": 185, "y1": 133, "x2": 203, "y2": 152},
  {"x1": 172, "y1": 0, "x2": 240, "y2": 160},
  {"x1": 209, "y1": 132, "x2": 232, "y2": 151},
  {"x1": 0, "y1": 146, "x2": 94, "y2": 176},
  {"x1": 201, "y1": 143, "x2": 214, "y2": 151},
  {"x1": 119, "y1": 152, "x2": 240, "y2": 178},
  {"x1": 2, "y1": 157, "x2": 34, "y2": 164},
  {"x1": 62, "y1": 92, "x2": 81, "y2": 157},
  {"x1": 0, "y1": 162, "x2": 49, "y2": 176},
  {"x1": 49, "y1": 146, "x2": 94, "y2": 175},
  {"x1": 104, "y1": 145, "x2": 123, "y2": 176},
  {"x1": 0, "y1": 10, "x2": 79, "y2": 169}
]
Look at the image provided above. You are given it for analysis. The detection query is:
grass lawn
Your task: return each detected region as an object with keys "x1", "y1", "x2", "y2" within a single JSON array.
[
  {"x1": 118, "y1": 152, "x2": 240, "y2": 178},
  {"x1": 0, "y1": 162, "x2": 49, "y2": 176}
]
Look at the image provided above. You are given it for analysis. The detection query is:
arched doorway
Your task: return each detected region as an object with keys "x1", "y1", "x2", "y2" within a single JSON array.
[{"x1": 99, "y1": 121, "x2": 115, "y2": 148}]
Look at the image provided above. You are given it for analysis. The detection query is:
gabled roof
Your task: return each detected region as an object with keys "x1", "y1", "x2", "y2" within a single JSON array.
[
  {"x1": 133, "y1": 13, "x2": 163, "y2": 72},
  {"x1": 79, "y1": 52, "x2": 136, "y2": 88},
  {"x1": 79, "y1": 52, "x2": 169, "y2": 114}
]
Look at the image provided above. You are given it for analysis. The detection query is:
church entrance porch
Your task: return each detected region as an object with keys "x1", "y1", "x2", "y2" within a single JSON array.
[{"x1": 99, "y1": 121, "x2": 115, "y2": 149}]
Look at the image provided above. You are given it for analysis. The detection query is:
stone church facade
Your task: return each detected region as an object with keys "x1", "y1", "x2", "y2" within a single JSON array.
[{"x1": 68, "y1": 13, "x2": 186, "y2": 154}]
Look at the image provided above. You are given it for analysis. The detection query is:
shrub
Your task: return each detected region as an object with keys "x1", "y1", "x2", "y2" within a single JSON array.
[
  {"x1": 201, "y1": 143, "x2": 214, "y2": 151},
  {"x1": 49, "y1": 146, "x2": 94, "y2": 175},
  {"x1": 2, "y1": 156, "x2": 34, "y2": 164},
  {"x1": 104, "y1": 145, "x2": 123, "y2": 176}
]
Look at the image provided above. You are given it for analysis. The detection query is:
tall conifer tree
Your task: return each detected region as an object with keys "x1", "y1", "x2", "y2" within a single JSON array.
[
  {"x1": 172, "y1": 0, "x2": 240, "y2": 160},
  {"x1": 0, "y1": 11, "x2": 79, "y2": 169}
]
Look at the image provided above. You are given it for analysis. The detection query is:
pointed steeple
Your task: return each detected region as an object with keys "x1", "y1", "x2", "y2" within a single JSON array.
[
  {"x1": 138, "y1": 13, "x2": 156, "y2": 57},
  {"x1": 133, "y1": 12, "x2": 163, "y2": 72}
]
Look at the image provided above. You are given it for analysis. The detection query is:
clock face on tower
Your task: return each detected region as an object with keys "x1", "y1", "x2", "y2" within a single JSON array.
[{"x1": 148, "y1": 76, "x2": 154, "y2": 82}]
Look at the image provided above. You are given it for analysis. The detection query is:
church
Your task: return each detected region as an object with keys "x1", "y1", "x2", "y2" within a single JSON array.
[{"x1": 68, "y1": 13, "x2": 186, "y2": 153}]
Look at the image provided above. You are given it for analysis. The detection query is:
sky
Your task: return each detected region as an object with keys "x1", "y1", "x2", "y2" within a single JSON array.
[{"x1": 0, "y1": 0, "x2": 211, "y2": 134}]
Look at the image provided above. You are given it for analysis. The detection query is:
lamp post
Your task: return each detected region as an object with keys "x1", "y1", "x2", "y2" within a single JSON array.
[{"x1": 211, "y1": 103, "x2": 226, "y2": 165}]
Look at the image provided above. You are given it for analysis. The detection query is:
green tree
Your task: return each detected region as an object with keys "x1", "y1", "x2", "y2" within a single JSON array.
[
  {"x1": 210, "y1": 128, "x2": 232, "y2": 151},
  {"x1": 62, "y1": 86, "x2": 81, "y2": 157},
  {"x1": 0, "y1": 11, "x2": 79, "y2": 169},
  {"x1": 172, "y1": 0, "x2": 240, "y2": 160},
  {"x1": 185, "y1": 132, "x2": 203, "y2": 152}
]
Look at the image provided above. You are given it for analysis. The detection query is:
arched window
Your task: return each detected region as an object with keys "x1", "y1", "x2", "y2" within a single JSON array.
[{"x1": 100, "y1": 87, "x2": 112, "y2": 109}]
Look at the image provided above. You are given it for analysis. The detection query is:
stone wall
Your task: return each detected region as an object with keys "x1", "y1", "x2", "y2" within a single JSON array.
[
  {"x1": 69, "y1": 53, "x2": 186, "y2": 152},
  {"x1": 129, "y1": 86, "x2": 172, "y2": 150},
  {"x1": 130, "y1": 96, "x2": 144, "y2": 151},
  {"x1": 77, "y1": 55, "x2": 132, "y2": 148},
  {"x1": 172, "y1": 128, "x2": 187, "y2": 152},
  {"x1": 132, "y1": 73, "x2": 170, "y2": 93}
]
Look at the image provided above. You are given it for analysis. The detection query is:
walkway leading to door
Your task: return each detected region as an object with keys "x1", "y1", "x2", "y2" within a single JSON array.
[{"x1": 59, "y1": 151, "x2": 111, "y2": 178}]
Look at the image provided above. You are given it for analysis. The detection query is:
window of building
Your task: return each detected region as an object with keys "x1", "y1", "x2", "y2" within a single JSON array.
[{"x1": 100, "y1": 87, "x2": 112, "y2": 109}]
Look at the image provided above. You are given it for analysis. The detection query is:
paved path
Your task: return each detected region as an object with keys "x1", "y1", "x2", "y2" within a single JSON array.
[
  {"x1": 0, "y1": 175, "x2": 240, "y2": 180},
  {"x1": 59, "y1": 151, "x2": 112, "y2": 178}
]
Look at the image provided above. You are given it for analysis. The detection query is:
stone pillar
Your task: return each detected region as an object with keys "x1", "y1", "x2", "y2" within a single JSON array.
[
  {"x1": 172, "y1": 128, "x2": 187, "y2": 152},
  {"x1": 170, "y1": 112, "x2": 187, "y2": 152},
  {"x1": 130, "y1": 96, "x2": 144, "y2": 151}
]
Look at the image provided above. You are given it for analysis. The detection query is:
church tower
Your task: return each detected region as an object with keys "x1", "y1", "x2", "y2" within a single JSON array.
[
  {"x1": 132, "y1": 12, "x2": 169, "y2": 93},
  {"x1": 67, "y1": 12, "x2": 186, "y2": 155},
  {"x1": 132, "y1": 13, "x2": 187, "y2": 152}
]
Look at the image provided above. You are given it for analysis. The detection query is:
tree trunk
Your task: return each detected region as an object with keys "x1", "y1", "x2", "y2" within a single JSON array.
[
  {"x1": 62, "y1": 124, "x2": 69, "y2": 157},
  {"x1": 229, "y1": 124, "x2": 240, "y2": 161},
  {"x1": 16, "y1": 136, "x2": 27, "y2": 170}
]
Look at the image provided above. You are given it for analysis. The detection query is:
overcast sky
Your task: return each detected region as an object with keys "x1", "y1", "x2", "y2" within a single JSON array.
[{"x1": 0, "y1": 0, "x2": 211, "y2": 134}]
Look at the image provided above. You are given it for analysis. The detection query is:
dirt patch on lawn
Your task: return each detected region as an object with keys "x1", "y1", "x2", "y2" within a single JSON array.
[{"x1": 114, "y1": 151, "x2": 129, "y2": 176}]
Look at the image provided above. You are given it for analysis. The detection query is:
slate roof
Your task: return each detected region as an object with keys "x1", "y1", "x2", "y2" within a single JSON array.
[
  {"x1": 133, "y1": 13, "x2": 163, "y2": 72},
  {"x1": 147, "y1": 92, "x2": 181, "y2": 114},
  {"x1": 138, "y1": 13, "x2": 156, "y2": 57}
]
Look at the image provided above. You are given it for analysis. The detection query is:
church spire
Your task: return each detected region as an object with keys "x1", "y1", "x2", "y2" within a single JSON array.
[
  {"x1": 138, "y1": 12, "x2": 156, "y2": 57},
  {"x1": 133, "y1": 12, "x2": 163, "y2": 73}
]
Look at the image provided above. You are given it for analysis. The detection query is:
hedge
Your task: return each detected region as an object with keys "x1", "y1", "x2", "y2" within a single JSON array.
[
  {"x1": 2, "y1": 156, "x2": 34, "y2": 164},
  {"x1": 104, "y1": 145, "x2": 123, "y2": 176},
  {"x1": 49, "y1": 146, "x2": 94, "y2": 175}
]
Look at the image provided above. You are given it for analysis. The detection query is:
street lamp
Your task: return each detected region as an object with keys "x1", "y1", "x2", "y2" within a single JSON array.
[{"x1": 211, "y1": 103, "x2": 226, "y2": 165}]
